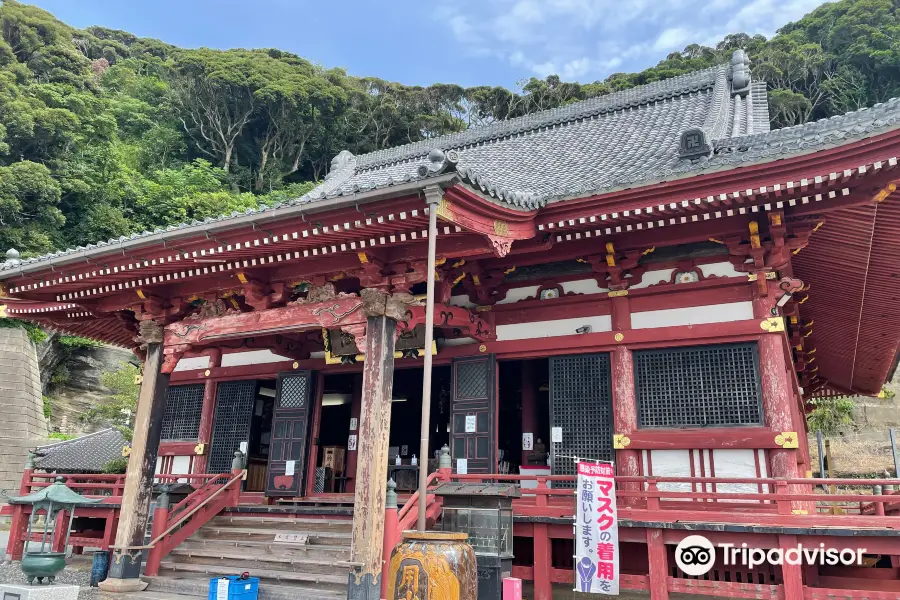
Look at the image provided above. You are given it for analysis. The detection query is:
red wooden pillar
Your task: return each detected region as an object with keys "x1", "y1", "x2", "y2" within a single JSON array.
[
  {"x1": 520, "y1": 361, "x2": 537, "y2": 464},
  {"x1": 380, "y1": 480, "x2": 399, "y2": 600},
  {"x1": 50, "y1": 509, "x2": 68, "y2": 553},
  {"x1": 345, "y1": 373, "x2": 363, "y2": 494},
  {"x1": 611, "y1": 294, "x2": 641, "y2": 480},
  {"x1": 532, "y1": 478, "x2": 552, "y2": 600},
  {"x1": 646, "y1": 528, "x2": 669, "y2": 600},
  {"x1": 8, "y1": 466, "x2": 33, "y2": 560},
  {"x1": 753, "y1": 291, "x2": 799, "y2": 481},
  {"x1": 144, "y1": 489, "x2": 170, "y2": 577},
  {"x1": 778, "y1": 534, "x2": 804, "y2": 600},
  {"x1": 193, "y1": 348, "x2": 221, "y2": 474}
]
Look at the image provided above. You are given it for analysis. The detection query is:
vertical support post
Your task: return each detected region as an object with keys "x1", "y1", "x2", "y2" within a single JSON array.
[
  {"x1": 612, "y1": 347, "x2": 641, "y2": 496},
  {"x1": 348, "y1": 304, "x2": 397, "y2": 600},
  {"x1": 100, "y1": 322, "x2": 170, "y2": 593},
  {"x1": 193, "y1": 348, "x2": 221, "y2": 474},
  {"x1": 144, "y1": 485, "x2": 170, "y2": 577},
  {"x1": 381, "y1": 479, "x2": 399, "y2": 600},
  {"x1": 753, "y1": 293, "x2": 800, "y2": 483},
  {"x1": 532, "y1": 479, "x2": 551, "y2": 600},
  {"x1": 816, "y1": 431, "x2": 826, "y2": 481},
  {"x1": 520, "y1": 361, "x2": 536, "y2": 464},
  {"x1": 417, "y1": 187, "x2": 441, "y2": 532},
  {"x1": 51, "y1": 509, "x2": 68, "y2": 554},
  {"x1": 8, "y1": 458, "x2": 34, "y2": 560},
  {"x1": 646, "y1": 529, "x2": 669, "y2": 600},
  {"x1": 778, "y1": 534, "x2": 804, "y2": 600},
  {"x1": 346, "y1": 374, "x2": 363, "y2": 493},
  {"x1": 890, "y1": 427, "x2": 899, "y2": 479}
]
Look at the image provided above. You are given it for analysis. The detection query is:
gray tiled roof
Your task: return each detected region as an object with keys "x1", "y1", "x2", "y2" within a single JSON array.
[
  {"x1": 35, "y1": 428, "x2": 127, "y2": 473},
  {"x1": 4, "y1": 50, "x2": 900, "y2": 275}
]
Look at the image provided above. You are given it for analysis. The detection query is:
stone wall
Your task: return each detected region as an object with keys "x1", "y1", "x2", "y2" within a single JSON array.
[{"x1": 0, "y1": 328, "x2": 49, "y2": 498}]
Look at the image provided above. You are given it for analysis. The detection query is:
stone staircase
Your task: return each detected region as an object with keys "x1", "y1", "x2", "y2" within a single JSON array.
[{"x1": 140, "y1": 514, "x2": 352, "y2": 599}]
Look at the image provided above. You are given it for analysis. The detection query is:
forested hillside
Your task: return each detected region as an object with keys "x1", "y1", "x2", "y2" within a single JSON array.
[{"x1": 1, "y1": 0, "x2": 899, "y2": 257}]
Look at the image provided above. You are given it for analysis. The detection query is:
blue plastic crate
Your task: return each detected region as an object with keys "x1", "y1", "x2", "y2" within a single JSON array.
[{"x1": 208, "y1": 575, "x2": 260, "y2": 600}]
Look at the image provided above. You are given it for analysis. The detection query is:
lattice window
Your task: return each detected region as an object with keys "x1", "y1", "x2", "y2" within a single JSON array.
[
  {"x1": 207, "y1": 381, "x2": 257, "y2": 473},
  {"x1": 550, "y1": 354, "x2": 613, "y2": 486},
  {"x1": 279, "y1": 376, "x2": 308, "y2": 409},
  {"x1": 160, "y1": 384, "x2": 204, "y2": 441},
  {"x1": 635, "y1": 343, "x2": 763, "y2": 429},
  {"x1": 456, "y1": 360, "x2": 489, "y2": 399}
]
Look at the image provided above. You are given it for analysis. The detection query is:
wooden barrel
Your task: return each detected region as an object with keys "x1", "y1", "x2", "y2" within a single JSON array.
[{"x1": 386, "y1": 531, "x2": 477, "y2": 600}]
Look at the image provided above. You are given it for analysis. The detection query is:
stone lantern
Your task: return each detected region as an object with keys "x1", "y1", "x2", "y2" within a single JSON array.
[{"x1": 6, "y1": 477, "x2": 103, "y2": 584}]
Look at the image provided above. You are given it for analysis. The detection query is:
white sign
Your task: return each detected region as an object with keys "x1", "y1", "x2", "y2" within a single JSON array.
[
  {"x1": 348, "y1": 434, "x2": 357, "y2": 451},
  {"x1": 522, "y1": 433, "x2": 534, "y2": 451},
  {"x1": 285, "y1": 460, "x2": 295, "y2": 476},
  {"x1": 551, "y1": 427, "x2": 563, "y2": 443},
  {"x1": 575, "y1": 461, "x2": 619, "y2": 595},
  {"x1": 274, "y1": 532, "x2": 309, "y2": 545},
  {"x1": 456, "y1": 458, "x2": 468, "y2": 474},
  {"x1": 465, "y1": 415, "x2": 477, "y2": 433},
  {"x1": 239, "y1": 441, "x2": 248, "y2": 454},
  {"x1": 349, "y1": 417, "x2": 358, "y2": 431},
  {"x1": 216, "y1": 578, "x2": 230, "y2": 599}
]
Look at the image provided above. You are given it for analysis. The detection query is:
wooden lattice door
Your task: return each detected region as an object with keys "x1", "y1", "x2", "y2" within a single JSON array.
[
  {"x1": 450, "y1": 355, "x2": 496, "y2": 474},
  {"x1": 265, "y1": 370, "x2": 314, "y2": 497}
]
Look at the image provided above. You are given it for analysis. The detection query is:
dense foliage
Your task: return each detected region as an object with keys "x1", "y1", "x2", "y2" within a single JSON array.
[{"x1": 1, "y1": 0, "x2": 899, "y2": 257}]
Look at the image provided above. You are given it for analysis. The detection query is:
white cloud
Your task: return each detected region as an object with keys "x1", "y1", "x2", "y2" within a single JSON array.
[
  {"x1": 434, "y1": 0, "x2": 830, "y2": 85},
  {"x1": 653, "y1": 27, "x2": 692, "y2": 52}
]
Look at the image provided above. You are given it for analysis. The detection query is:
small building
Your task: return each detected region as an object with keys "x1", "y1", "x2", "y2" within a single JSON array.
[
  {"x1": 1, "y1": 51, "x2": 899, "y2": 599},
  {"x1": 34, "y1": 429, "x2": 128, "y2": 474}
]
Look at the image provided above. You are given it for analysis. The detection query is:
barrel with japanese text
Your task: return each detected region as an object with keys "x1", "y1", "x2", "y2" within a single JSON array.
[{"x1": 387, "y1": 531, "x2": 477, "y2": 600}]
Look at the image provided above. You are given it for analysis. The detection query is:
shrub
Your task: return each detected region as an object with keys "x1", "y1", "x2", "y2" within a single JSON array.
[{"x1": 101, "y1": 457, "x2": 129, "y2": 474}]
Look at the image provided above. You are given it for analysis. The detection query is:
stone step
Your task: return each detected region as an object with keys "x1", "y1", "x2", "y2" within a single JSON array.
[
  {"x1": 143, "y1": 575, "x2": 345, "y2": 600},
  {"x1": 197, "y1": 525, "x2": 351, "y2": 545},
  {"x1": 209, "y1": 515, "x2": 352, "y2": 533},
  {"x1": 178, "y1": 538, "x2": 352, "y2": 561},
  {"x1": 159, "y1": 561, "x2": 348, "y2": 591},
  {"x1": 169, "y1": 546, "x2": 352, "y2": 575}
]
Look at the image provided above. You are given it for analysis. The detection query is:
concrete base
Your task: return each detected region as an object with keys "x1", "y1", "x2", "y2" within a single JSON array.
[
  {"x1": 97, "y1": 577, "x2": 149, "y2": 593},
  {"x1": 0, "y1": 583, "x2": 79, "y2": 599}
]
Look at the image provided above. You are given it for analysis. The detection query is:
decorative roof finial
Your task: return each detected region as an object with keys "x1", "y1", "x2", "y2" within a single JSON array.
[
  {"x1": 4, "y1": 248, "x2": 21, "y2": 266},
  {"x1": 729, "y1": 49, "x2": 751, "y2": 97},
  {"x1": 325, "y1": 150, "x2": 356, "y2": 181},
  {"x1": 678, "y1": 128, "x2": 713, "y2": 160}
]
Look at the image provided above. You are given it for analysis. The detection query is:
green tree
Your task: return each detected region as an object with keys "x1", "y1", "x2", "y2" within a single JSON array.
[{"x1": 83, "y1": 362, "x2": 141, "y2": 440}]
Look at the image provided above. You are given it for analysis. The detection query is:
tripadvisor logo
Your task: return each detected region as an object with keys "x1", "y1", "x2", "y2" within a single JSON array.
[{"x1": 675, "y1": 535, "x2": 866, "y2": 576}]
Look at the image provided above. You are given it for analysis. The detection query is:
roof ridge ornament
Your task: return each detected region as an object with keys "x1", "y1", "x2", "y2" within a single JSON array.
[
  {"x1": 4, "y1": 248, "x2": 20, "y2": 267},
  {"x1": 678, "y1": 128, "x2": 713, "y2": 160},
  {"x1": 325, "y1": 150, "x2": 356, "y2": 181},
  {"x1": 729, "y1": 49, "x2": 751, "y2": 97},
  {"x1": 417, "y1": 147, "x2": 459, "y2": 178}
]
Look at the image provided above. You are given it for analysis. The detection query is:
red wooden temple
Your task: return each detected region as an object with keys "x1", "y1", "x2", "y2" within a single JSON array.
[{"x1": 2, "y1": 51, "x2": 900, "y2": 599}]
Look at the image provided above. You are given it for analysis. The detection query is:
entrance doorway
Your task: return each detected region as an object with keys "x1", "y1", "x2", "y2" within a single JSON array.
[{"x1": 245, "y1": 382, "x2": 276, "y2": 492}]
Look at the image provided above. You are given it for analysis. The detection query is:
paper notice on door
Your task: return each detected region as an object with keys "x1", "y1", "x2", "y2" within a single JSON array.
[
  {"x1": 522, "y1": 432, "x2": 534, "y2": 451},
  {"x1": 239, "y1": 441, "x2": 248, "y2": 454},
  {"x1": 350, "y1": 417, "x2": 358, "y2": 431},
  {"x1": 216, "y1": 578, "x2": 230, "y2": 599},
  {"x1": 348, "y1": 434, "x2": 357, "y2": 451},
  {"x1": 551, "y1": 427, "x2": 563, "y2": 443},
  {"x1": 285, "y1": 460, "x2": 296, "y2": 476},
  {"x1": 465, "y1": 415, "x2": 477, "y2": 433},
  {"x1": 456, "y1": 458, "x2": 468, "y2": 474}
]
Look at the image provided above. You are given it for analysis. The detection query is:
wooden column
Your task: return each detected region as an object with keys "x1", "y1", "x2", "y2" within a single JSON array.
[
  {"x1": 347, "y1": 290, "x2": 402, "y2": 600},
  {"x1": 193, "y1": 348, "x2": 221, "y2": 474},
  {"x1": 646, "y1": 529, "x2": 670, "y2": 600},
  {"x1": 778, "y1": 534, "x2": 804, "y2": 599},
  {"x1": 611, "y1": 293, "x2": 641, "y2": 478},
  {"x1": 612, "y1": 347, "x2": 641, "y2": 478},
  {"x1": 520, "y1": 360, "x2": 537, "y2": 463},
  {"x1": 100, "y1": 321, "x2": 170, "y2": 593},
  {"x1": 753, "y1": 289, "x2": 800, "y2": 481},
  {"x1": 345, "y1": 373, "x2": 362, "y2": 493}
]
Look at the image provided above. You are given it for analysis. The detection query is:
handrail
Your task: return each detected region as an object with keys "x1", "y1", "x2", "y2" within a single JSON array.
[
  {"x1": 168, "y1": 473, "x2": 232, "y2": 519},
  {"x1": 397, "y1": 472, "x2": 441, "y2": 524},
  {"x1": 149, "y1": 471, "x2": 244, "y2": 549},
  {"x1": 114, "y1": 470, "x2": 244, "y2": 551}
]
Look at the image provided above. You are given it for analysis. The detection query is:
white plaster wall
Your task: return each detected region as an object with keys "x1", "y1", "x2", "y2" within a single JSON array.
[
  {"x1": 630, "y1": 261, "x2": 741, "y2": 289},
  {"x1": 449, "y1": 295, "x2": 476, "y2": 308},
  {"x1": 497, "y1": 286, "x2": 540, "y2": 304},
  {"x1": 221, "y1": 350, "x2": 292, "y2": 367},
  {"x1": 631, "y1": 301, "x2": 754, "y2": 329},
  {"x1": 710, "y1": 449, "x2": 769, "y2": 501},
  {"x1": 440, "y1": 337, "x2": 477, "y2": 347},
  {"x1": 644, "y1": 449, "x2": 693, "y2": 496},
  {"x1": 496, "y1": 315, "x2": 612, "y2": 341},
  {"x1": 560, "y1": 279, "x2": 609, "y2": 295},
  {"x1": 174, "y1": 355, "x2": 209, "y2": 372}
]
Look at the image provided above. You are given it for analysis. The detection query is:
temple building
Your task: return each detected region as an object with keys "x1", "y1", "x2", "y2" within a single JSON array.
[{"x1": 1, "y1": 51, "x2": 899, "y2": 599}]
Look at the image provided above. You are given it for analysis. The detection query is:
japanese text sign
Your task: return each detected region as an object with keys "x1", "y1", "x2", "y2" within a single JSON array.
[{"x1": 575, "y1": 461, "x2": 619, "y2": 595}]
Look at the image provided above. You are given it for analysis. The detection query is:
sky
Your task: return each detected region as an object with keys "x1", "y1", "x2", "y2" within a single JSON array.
[{"x1": 28, "y1": 0, "x2": 829, "y2": 89}]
